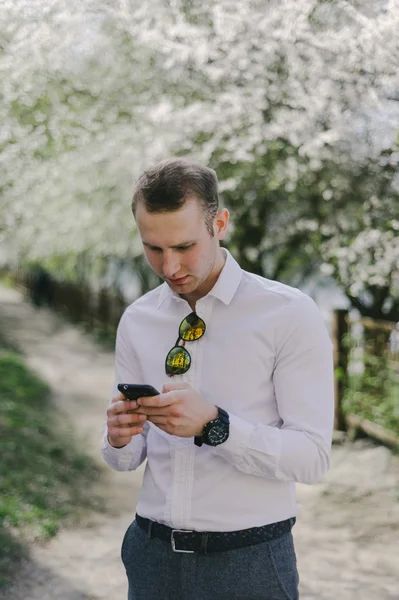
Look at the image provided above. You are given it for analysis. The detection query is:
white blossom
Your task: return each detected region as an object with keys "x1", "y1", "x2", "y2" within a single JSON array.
[{"x1": 0, "y1": 0, "x2": 398, "y2": 299}]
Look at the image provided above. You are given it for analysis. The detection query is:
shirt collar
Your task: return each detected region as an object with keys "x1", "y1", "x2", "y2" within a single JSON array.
[{"x1": 157, "y1": 248, "x2": 242, "y2": 309}]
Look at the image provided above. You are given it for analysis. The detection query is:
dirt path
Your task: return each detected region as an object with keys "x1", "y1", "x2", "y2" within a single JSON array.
[{"x1": 0, "y1": 284, "x2": 398, "y2": 600}]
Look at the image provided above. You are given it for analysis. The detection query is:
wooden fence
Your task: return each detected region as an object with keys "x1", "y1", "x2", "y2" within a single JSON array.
[
  {"x1": 16, "y1": 267, "x2": 127, "y2": 338},
  {"x1": 333, "y1": 309, "x2": 399, "y2": 447}
]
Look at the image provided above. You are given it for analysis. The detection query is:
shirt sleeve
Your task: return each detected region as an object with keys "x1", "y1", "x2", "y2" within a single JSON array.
[
  {"x1": 101, "y1": 310, "x2": 148, "y2": 472},
  {"x1": 214, "y1": 295, "x2": 335, "y2": 485}
]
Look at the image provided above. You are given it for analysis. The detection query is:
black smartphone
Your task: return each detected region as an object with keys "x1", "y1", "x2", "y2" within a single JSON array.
[{"x1": 117, "y1": 383, "x2": 160, "y2": 400}]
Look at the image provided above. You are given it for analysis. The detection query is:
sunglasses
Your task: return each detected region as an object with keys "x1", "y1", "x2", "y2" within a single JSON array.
[{"x1": 165, "y1": 312, "x2": 206, "y2": 376}]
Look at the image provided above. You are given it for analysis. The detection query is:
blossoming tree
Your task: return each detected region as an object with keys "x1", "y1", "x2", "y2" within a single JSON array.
[{"x1": 1, "y1": 0, "x2": 398, "y2": 318}]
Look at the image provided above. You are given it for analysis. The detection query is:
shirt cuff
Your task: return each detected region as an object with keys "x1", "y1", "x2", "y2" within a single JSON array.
[
  {"x1": 101, "y1": 431, "x2": 140, "y2": 465},
  {"x1": 213, "y1": 412, "x2": 254, "y2": 464}
]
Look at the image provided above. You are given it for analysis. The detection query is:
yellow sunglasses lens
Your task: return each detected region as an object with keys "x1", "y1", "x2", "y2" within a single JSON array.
[
  {"x1": 179, "y1": 313, "x2": 206, "y2": 342},
  {"x1": 165, "y1": 346, "x2": 191, "y2": 376}
]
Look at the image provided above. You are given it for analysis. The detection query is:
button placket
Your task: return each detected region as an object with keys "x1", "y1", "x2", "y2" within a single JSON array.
[
  {"x1": 168, "y1": 300, "x2": 214, "y2": 529},
  {"x1": 189, "y1": 300, "x2": 213, "y2": 391},
  {"x1": 168, "y1": 302, "x2": 198, "y2": 527}
]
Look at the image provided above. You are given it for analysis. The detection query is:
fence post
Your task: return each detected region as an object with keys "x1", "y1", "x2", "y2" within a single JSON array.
[{"x1": 332, "y1": 309, "x2": 349, "y2": 431}]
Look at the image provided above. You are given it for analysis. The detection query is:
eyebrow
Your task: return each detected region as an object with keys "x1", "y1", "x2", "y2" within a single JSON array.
[{"x1": 143, "y1": 240, "x2": 196, "y2": 250}]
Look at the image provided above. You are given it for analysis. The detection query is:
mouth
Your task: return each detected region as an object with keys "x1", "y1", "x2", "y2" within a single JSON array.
[{"x1": 167, "y1": 276, "x2": 189, "y2": 285}]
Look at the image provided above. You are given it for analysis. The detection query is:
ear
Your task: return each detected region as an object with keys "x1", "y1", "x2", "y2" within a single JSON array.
[{"x1": 215, "y1": 208, "x2": 229, "y2": 240}]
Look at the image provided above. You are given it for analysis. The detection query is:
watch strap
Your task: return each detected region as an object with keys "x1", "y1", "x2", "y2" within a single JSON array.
[
  {"x1": 194, "y1": 406, "x2": 229, "y2": 447},
  {"x1": 216, "y1": 407, "x2": 229, "y2": 424}
]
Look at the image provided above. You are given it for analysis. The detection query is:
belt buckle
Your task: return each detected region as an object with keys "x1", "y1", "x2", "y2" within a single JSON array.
[{"x1": 171, "y1": 529, "x2": 194, "y2": 553}]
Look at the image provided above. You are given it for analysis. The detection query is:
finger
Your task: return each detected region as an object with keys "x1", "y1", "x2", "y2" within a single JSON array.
[
  {"x1": 108, "y1": 413, "x2": 147, "y2": 427},
  {"x1": 108, "y1": 425, "x2": 144, "y2": 438},
  {"x1": 137, "y1": 393, "x2": 172, "y2": 408},
  {"x1": 112, "y1": 393, "x2": 140, "y2": 407},
  {"x1": 162, "y1": 382, "x2": 190, "y2": 393},
  {"x1": 107, "y1": 415, "x2": 147, "y2": 428},
  {"x1": 111, "y1": 393, "x2": 125, "y2": 403},
  {"x1": 135, "y1": 406, "x2": 171, "y2": 416},
  {"x1": 124, "y1": 414, "x2": 147, "y2": 426},
  {"x1": 108, "y1": 399, "x2": 138, "y2": 415},
  {"x1": 111, "y1": 394, "x2": 140, "y2": 404}
]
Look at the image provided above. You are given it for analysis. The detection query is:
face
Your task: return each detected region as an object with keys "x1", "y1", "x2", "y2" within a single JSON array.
[{"x1": 135, "y1": 195, "x2": 229, "y2": 307}]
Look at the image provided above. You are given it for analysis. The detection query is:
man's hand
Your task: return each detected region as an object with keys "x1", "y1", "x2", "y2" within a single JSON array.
[
  {"x1": 135, "y1": 382, "x2": 218, "y2": 437},
  {"x1": 106, "y1": 394, "x2": 147, "y2": 448}
]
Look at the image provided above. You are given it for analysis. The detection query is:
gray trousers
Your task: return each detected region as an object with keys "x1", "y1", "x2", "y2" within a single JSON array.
[{"x1": 121, "y1": 519, "x2": 299, "y2": 600}]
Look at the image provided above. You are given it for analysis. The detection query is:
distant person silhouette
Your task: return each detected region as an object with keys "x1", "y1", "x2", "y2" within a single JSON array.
[{"x1": 31, "y1": 266, "x2": 53, "y2": 307}]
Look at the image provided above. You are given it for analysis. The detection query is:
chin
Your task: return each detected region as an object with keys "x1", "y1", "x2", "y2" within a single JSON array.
[
  {"x1": 173, "y1": 281, "x2": 198, "y2": 295},
  {"x1": 174, "y1": 282, "x2": 195, "y2": 291}
]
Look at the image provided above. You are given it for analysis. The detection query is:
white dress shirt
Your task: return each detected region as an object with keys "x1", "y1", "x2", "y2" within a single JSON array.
[{"x1": 102, "y1": 249, "x2": 334, "y2": 531}]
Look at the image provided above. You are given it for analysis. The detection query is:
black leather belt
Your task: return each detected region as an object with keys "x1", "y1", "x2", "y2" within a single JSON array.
[{"x1": 136, "y1": 514, "x2": 296, "y2": 555}]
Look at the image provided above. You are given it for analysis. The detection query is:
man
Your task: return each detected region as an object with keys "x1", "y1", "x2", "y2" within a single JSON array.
[{"x1": 102, "y1": 158, "x2": 334, "y2": 600}]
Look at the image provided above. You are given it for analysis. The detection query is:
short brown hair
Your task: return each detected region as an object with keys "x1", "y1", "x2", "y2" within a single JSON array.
[{"x1": 132, "y1": 158, "x2": 219, "y2": 236}]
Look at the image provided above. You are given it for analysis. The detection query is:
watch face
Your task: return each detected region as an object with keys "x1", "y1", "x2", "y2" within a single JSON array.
[{"x1": 208, "y1": 424, "x2": 229, "y2": 445}]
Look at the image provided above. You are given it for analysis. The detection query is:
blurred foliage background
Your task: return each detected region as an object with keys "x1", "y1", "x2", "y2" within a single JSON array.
[{"x1": 1, "y1": 0, "x2": 398, "y2": 321}]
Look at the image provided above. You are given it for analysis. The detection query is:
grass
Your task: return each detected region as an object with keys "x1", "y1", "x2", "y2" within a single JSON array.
[
  {"x1": 82, "y1": 321, "x2": 117, "y2": 350},
  {"x1": 0, "y1": 337, "x2": 103, "y2": 588},
  {"x1": 0, "y1": 274, "x2": 15, "y2": 289}
]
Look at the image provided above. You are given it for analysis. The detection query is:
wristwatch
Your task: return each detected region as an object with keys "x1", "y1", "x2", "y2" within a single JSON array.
[{"x1": 194, "y1": 406, "x2": 230, "y2": 447}]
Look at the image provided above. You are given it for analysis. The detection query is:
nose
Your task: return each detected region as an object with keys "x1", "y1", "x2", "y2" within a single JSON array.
[{"x1": 162, "y1": 252, "x2": 181, "y2": 279}]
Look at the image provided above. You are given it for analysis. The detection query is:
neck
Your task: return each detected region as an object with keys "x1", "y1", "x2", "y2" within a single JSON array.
[{"x1": 181, "y1": 248, "x2": 226, "y2": 310}]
